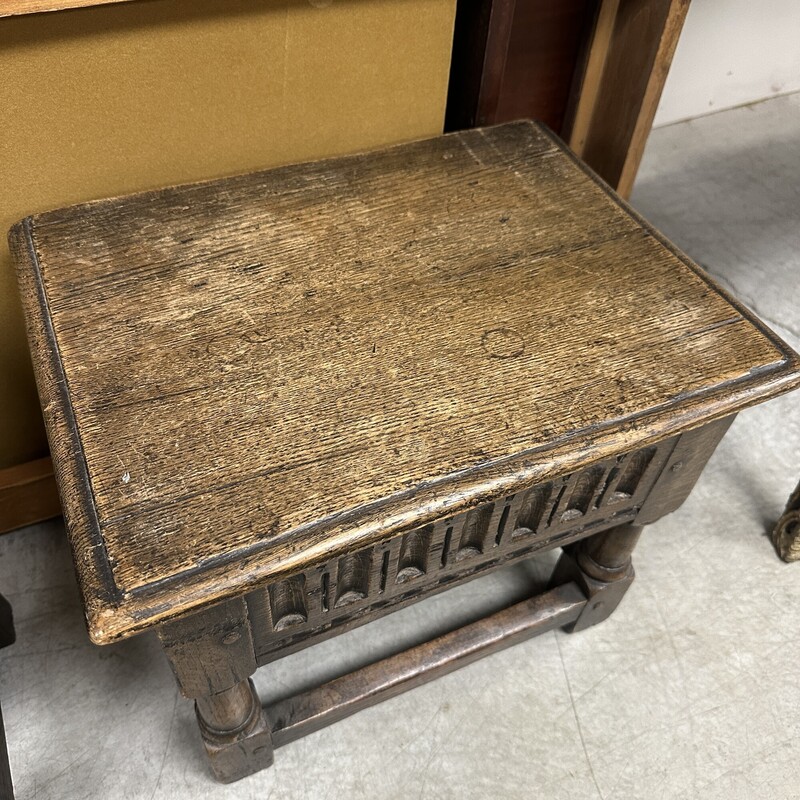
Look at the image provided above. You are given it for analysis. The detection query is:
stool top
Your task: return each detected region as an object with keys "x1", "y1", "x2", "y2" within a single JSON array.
[{"x1": 11, "y1": 121, "x2": 800, "y2": 642}]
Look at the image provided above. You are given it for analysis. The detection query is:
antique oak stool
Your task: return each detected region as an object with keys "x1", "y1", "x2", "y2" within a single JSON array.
[{"x1": 10, "y1": 121, "x2": 800, "y2": 783}]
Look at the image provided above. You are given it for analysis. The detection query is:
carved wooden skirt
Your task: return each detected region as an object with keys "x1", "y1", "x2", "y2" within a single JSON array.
[{"x1": 10, "y1": 121, "x2": 800, "y2": 782}]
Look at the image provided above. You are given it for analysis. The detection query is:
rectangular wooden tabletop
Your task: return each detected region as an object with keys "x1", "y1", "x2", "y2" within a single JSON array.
[{"x1": 10, "y1": 121, "x2": 800, "y2": 642}]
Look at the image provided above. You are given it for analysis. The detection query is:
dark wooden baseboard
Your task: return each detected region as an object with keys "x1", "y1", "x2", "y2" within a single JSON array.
[{"x1": 0, "y1": 456, "x2": 61, "y2": 535}]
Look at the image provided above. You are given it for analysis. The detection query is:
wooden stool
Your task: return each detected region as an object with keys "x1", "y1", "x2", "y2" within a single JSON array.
[{"x1": 10, "y1": 122, "x2": 800, "y2": 783}]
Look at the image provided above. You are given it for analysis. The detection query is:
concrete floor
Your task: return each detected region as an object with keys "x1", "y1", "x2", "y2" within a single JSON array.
[{"x1": 2, "y1": 93, "x2": 799, "y2": 799}]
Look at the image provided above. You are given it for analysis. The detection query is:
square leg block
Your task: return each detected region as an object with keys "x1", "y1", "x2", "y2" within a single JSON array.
[
  {"x1": 550, "y1": 548, "x2": 635, "y2": 632},
  {"x1": 194, "y1": 679, "x2": 274, "y2": 783}
]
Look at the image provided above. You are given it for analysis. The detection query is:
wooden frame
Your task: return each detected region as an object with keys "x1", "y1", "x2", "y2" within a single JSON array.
[
  {"x1": 568, "y1": 0, "x2": 691, "y2": 198},
  {"x1": 446, "y1": 0, "x2": 594, "y2": 134},
  {"x1": 159, "y1": 579, "x2": 592, "y2": 781},
  {"x1": 10, "y1": 116, "x2": 800, "y2": 781},
  {"x1": 12, "y1": 120, "x2": 800, "y2": 641},
  {"x1": 0, "y1": 457, "x2": 60, "y2": 535},
  {"x1": 446, "y1": 0, "x2": 691, "y2": 198}
]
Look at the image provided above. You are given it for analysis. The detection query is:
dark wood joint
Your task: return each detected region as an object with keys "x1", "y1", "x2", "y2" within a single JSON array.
[
  {"x1": 550, "y1": 523, "x2": 641, "y2": 632},
  {"x1": 195, "y1": 679, "x2": 273, "y2": 783},
  {"x1": 158, "y1": 597, "x2": 257, "y2": 698},
  {"x1": 636, "y1": 416, "x2": 735, "y2": 525}
]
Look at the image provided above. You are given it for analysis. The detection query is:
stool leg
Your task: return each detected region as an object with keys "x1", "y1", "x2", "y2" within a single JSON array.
[
  {"x1": 194, "y1": 679, "x2": 273, "y2": 782},
  {"x1": 158, "y1": 598, "x2": 274, "y2": 783},
  {"x1": 772, "y1": 478, "x2": 800, "y2": 562},
  {"x1": 549, "y1": 523, "x2": 643, "y2": 632}
]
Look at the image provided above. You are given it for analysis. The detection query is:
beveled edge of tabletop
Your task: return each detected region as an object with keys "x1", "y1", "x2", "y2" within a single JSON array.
[{"x1": 8, "y1": 122, "x2": 800, "y2": 644}]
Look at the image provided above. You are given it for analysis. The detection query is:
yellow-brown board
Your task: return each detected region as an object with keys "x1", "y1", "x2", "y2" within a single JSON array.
[
  {"x1": 0, "y1": 457, "x2": 60, "y2": 534},
  {"x1": 0, "y1": 0, "x2": 456, "y2": 473}
]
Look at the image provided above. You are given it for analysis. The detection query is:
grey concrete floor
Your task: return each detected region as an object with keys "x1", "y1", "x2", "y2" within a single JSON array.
[{"x1": 2, "y1": 93, "x2": 800, "y2": 799}]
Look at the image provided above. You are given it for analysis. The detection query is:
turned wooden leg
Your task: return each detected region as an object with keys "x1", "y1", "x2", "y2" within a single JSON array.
[
  {"x1": 549, "y1": 523, "x2": 643, "y2": 632},
  {"x1": 772, "y1": 479, "x2": 800, "y2": 562},
  {"x1": 158, "y1": 598, "x2": 273, "y2": 783},
  {"x1": 194, "y1": 679, "x2": 273, "y2": 782}
]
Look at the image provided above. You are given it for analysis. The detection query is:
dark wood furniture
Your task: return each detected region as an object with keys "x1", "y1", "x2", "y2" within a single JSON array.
[
  {"x1": 773, "y1": 480, "x2": 800, "y2": 562},
  {"x1": 0, "y1": 591, "x2": 16, "y2": 799},
  {"x1": 10, "y1": 121, "x2": 800, "y2": 782},
  {"x1": 446, "y1": 0, "x2": 690, "y2": 197}
]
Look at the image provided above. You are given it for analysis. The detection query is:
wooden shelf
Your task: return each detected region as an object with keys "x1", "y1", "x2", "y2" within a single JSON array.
[{"x1": 0, "y1": 456, "x2": 60, "y2": 534}]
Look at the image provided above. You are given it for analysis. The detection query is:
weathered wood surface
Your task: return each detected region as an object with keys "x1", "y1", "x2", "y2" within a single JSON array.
[
  {"x1": 0, "y1": 0, "x2": 131, "y2": 16},
  {"x1": 267, "y1": 581, "x2": 587, "y2": 748},
  {"x1": 10, "y1": 120, "x2": 800, "y2": 643},
  {"x1": 247, "y1": 431, "x2": 678, "y2": 665},
  {"x1": 158, "y1": 596, "x2": 257, "y2": 698},
  {"x1": 226, "y1": 421, "x2": 726, "y2": 676}
]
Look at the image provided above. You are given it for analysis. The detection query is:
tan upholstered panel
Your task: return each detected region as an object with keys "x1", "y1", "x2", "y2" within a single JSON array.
[{"x1": 0, "y1": 0, "x2": 455, "y2": 468}]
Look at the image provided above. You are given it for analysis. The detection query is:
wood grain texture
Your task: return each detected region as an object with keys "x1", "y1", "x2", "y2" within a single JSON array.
[
  {"x1": 493, "y1": 0, "x2": 595, "y2": 131},
  {"x1": 246, "y1": 419, "x2": 732, "y2": 666},
  {"x1": 566, "y1": 0, "x2": 621, "y2": 154},
  {"x1": 0, "y1": 456, "x2": 60, "y2": 534},
  {"x1": 268, "y1": 581, "x2": 586, "y2": 747},
  {"x1": 0, "y1": 0, "x2": 133, "y2": 17},
  {"x1": 613, "y1": 0, "x2": 690, "y2": 198},
  {"x1": 158, "y1": 596, "x2": 256, "y2": 698},
  {"x1": 0, "y1": 0, "x2": 456, "y2": 473},
  {"x1": 572, "y1": 0, "x2": 691, "y2": 197},
  {"x1": 10, "y1": 120, "x2": 800, "y2": 643},
  {"x1": 247, "y1": 434, "x2": 673, "y2": 664}
]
